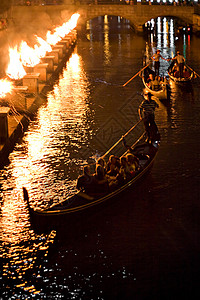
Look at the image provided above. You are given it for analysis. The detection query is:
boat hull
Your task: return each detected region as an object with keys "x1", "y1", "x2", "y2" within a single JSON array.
[
  {"x1": 141, "y1": 65, "x2": 170, "y2": 100},
  {"x1": 142, "y1": 77, "x2": 170, "y2": 100},
  {"x1": 23, "y1": 142, "x2": 159, "y2": 233},
  {"x1": 168, "y1": 72, "x2": 194, "y2": 84}
]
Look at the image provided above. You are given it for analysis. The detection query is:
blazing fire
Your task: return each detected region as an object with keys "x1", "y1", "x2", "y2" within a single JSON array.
[
  {"x1": 20, "y1": 41, "x2": 41, "y2": 67},
  {"x1": 5, "y1": 13, "x2": 80, "y2": 81},
  {"x1": 46, "y1": 13, "x2": 79, "y2": 45},
  {"x1": 0, "y1": 79, "x2": 14, "y2": 98},
  {"x1": 35, "y1": 36, "x2": 52, "y2": 57},
  {"x1": 6, "y1": 46, "x2": 27, "y2": 80}
]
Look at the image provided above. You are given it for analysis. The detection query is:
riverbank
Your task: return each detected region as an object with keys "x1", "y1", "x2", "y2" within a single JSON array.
[{"x1": 0, "y1": 32, "x2": 77, "y2": 168}]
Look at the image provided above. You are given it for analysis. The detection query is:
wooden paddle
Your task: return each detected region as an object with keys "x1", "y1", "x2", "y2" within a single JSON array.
[
  {"x1": 186, "y1": 64, "x2": 200, "y2": 79},
  {"x1": 101, "y1": 119, "x2": 143, "y2": 159},
  {"x1": 122, "y1": 63, "x2": 150, "y2": 87}
]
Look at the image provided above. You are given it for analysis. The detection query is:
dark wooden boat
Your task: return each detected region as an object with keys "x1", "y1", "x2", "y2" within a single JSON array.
[
  {"x1": 23, "y1": 121, "x2": 160, "y2": 231},
  {"x1": 167, "y1": 61, "x2": 194, "y2": 84},
  {"x1": 141, "y1": 63, "x2": 170, "y2": 101}
]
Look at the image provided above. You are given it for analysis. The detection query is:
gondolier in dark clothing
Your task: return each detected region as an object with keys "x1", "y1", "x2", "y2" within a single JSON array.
[
  {"x1": 138, "y1": 92, "x2": 159, "y2": 143},
  {"x1": 151, "y1": 49, "x2": 168, "y2": 76},
  {"x1": 171, "y1": 51, "x2": 185, "y2": 78}
]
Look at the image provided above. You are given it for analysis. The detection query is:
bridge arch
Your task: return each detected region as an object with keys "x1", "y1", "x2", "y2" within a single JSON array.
[
  {"x1": 75, "y1": 4, "x2": 194, "y2": 33},
  {"x1": 79, "y1": 13, "x2": 139, "y2": 32}
]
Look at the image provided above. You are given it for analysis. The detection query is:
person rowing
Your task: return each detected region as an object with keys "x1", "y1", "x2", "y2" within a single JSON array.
[
  {"x1": 138, "y1": 92, "x2": 160, "y2": 144},
  {"x1": 170, "y1": 51, "x2": 185, "y2": 78},
  {"x1": 151, "y1": 49, "x2": 168, "y2": 76}
]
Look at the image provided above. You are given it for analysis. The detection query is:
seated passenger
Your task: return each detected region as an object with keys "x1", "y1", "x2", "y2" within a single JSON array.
[
  {"x1": 126, "y1": 153, "x2": 139, "y2": 177},
  {"x1": 171, "y1": 63, "x2": 177, "y2": 74},
  {"x1": 117, "y1": 156, "x2": 131, "y2": 184},
  {"x1": 106, "y1": 156, "x2": 121, "y2": 190},
  {"x1": 174, "y1": 69, "x2": 180, "y2": 78},
  {"x1": 93, "y1": 164, "x2": 109, "y2": 194},
  {"x1": 151, "y1": 76, "x2": 161, "y2": 91},
  {"x1": 172, "y1": 64, "x2": 180, "y2": 78},
  {"x1": 183, "y1": 67, "x2": 190, "y2": 78},
  {"x1": 97, "y1": 157, "x2": 107, "y2": 174},
  {"x1": 147, "y1": 74, "x2": 154, "y2": 86},
  {"x1": 106, "y1": 155, "x2": 120, "y2": 176},
  {"x1": 76, "y1": 165, "x2": 93, "y2": 193}
]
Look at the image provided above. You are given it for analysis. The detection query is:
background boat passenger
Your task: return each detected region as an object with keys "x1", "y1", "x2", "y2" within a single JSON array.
[
  {"x1": 174, "y1": 69, "x2": 180, "y2": 78},
  {"x1": 183, "y1": 67, "x2": 190, "y2": 78},
  {"x1": 76, "y1": 165, "x2": 94, "y2": 193}
]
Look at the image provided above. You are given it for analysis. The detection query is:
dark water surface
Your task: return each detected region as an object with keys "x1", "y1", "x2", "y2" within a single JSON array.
[{"x1": 1, "y1": 16, "x2": 200, "y2": 299}]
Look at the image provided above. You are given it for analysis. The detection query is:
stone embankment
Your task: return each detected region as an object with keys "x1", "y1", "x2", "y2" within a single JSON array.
[{"x1": 0, "y1": 30, "x2": 77, "y2": 167}]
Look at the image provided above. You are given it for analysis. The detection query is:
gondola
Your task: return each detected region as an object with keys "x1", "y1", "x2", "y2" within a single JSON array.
[
  {"x1": 167, "y1": 61, "x2": 194, "y2": 84},
  {"x1": 141, "y1": 62, "x2": 170, "y2": 101},
  {"x1": 23, "y1": 120, "x2": 160, "y2": 231}
]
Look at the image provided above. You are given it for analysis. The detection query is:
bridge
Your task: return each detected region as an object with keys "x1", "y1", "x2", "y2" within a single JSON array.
[
  {"x1": 8, "y1": 3, "x2": 200, "y2": 34},
  {"x1": 76, "y1": 3, "x2": 195, "y2": 33}
]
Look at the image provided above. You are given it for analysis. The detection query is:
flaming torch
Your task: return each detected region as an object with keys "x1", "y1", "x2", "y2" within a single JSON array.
[
  {"x1": 3, "y1": 13, "x2": 80, "y2": 96},
  {"x1": 0, "y1": 79, "x2": 14, "y2": 98},
  {"x1": 6, "y1": 46, "x2": 26, "y2": 80}
]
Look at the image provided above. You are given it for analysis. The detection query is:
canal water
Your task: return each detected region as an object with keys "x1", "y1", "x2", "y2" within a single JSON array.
[{"x1": 1, "y1": 16, "x2": 200, "y2": 299}]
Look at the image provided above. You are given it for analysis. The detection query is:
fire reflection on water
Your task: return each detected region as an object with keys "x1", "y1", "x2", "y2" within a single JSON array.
[{"x1": 0, "y1": 48, "x2": 92, "y2": 297}]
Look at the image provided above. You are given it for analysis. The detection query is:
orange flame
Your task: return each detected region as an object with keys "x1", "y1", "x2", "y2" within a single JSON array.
[
  {"x1": 46, "y1": 13, "x2": 79, "y2": 45},
  {"x1": 6, "y1": 13, "x2": 80, "y2": 81},
  {"x1": 35, "y1": 36, "x2": 52, "y2": 57},
  {"x1": 0, "y1": 79, "x2": 14, "y2": 98},
  {"x1": 6, "y1": 47, "x2": 27, "y2": 80},
  {"x1": 20, "y1": 41, "x2": 41, "y2": 67}
]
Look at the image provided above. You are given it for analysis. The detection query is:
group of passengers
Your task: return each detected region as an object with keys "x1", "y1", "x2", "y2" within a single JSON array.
[
  {"x1": 146, "y1": 74, "x2": 164, "y2": 91},
  {"x1": 169, "y1": 63, "x2": 190, "y2": 79},
  {"x1": 76, "y1": 153, "x2": 140, "y2": 196}
]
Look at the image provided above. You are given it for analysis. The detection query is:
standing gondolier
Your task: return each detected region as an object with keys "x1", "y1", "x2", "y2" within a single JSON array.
[
  {"x1": 138, "y1": 92, "x2": 159, "y2": 144},
  {"x1": 171, "y1": 51, "x2": 185, "y2": 78},
  {"x1": 151, "y1": 49, "x2": 168, "y2": 76}
]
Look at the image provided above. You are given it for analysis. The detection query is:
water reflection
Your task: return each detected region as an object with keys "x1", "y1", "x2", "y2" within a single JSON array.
[{"x1": 0, "y1": 51, "x2": 94, "y2": 298}]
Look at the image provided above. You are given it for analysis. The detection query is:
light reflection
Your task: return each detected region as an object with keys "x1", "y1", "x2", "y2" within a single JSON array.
[
  {"x1": 157, "y1": 19, "x2": 161, "y2": 51},
  {"x1": 157, "y1": 17, "x2": 161, "y2": 34},
  {"x1": 104, "y1": 15, "x2": 111, "y2": 65},
  {"x1": 183, "y1": 34, "x2": 187, "y2": 58},
  {"x1": 0, "y1": 50, "x2": 91, "y2": 250},
  {"x1": 187, "y1": 34, "x2": 191, "y2": 55}
]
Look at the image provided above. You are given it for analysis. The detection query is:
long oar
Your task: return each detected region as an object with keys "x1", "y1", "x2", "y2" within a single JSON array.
[
  {"x1": 122, "y1": 63, "x2": 150, "y2": 87},
  {"x1": 101, "y1": 119, "x2": 143, "y2": 159},
  {"x1": 186, "y1": 64, "x2": 200, "y2": 79},
  {"x1": 122, "y1": 132, "x2": 146, "y2": 158}
]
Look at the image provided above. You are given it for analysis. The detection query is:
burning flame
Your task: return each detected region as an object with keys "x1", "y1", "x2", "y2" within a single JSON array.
[
  {"x1": 35, "y1": 36, "x2": 52, "y2": 57},
  {"x1": 0, "y1": 79, "x2": 14, "y2": 98},
  {"x1": 5, "y1": 13, "x2": 80, "y2": 82},
  {"x1": 6, "y1": 47, "x2": 26, "y2": 80},
  {"x1": 20, "y1": 41, "x2": 41, "y2": 67},
  {"x1": 46, "y1": 13, "x2": 79, "y2": 45}
]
